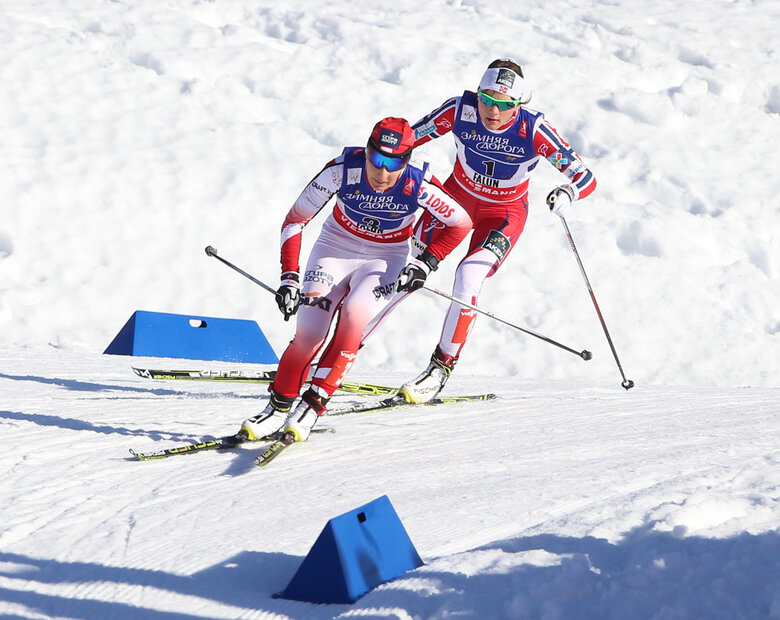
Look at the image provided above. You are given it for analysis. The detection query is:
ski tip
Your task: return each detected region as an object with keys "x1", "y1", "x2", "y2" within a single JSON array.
[
  {"x1": 253, "y1": 434, "x2": 300, "y2": 467},
  {"x1": 132, "y1": 367, "x2": 154, "y2": 379},
  {"x1": 438, "y1": 393, "x2": 497, "y2": 403}
]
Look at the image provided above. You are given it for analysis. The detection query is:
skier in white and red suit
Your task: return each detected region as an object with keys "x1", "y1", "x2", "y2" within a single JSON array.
[
  {"x1": 396, "y1": 58, "x2": 598, "y2": 404},
  {"x1": 240, "y1": 117, "x2": 471, "y2": 442}
]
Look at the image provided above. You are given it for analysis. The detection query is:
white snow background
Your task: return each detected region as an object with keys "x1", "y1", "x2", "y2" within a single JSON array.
[{"x1": 1, "y1": 1, "x2": 779, "y2": 618}]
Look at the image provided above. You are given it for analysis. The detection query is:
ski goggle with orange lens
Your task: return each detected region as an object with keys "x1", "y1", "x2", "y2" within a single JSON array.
[
  {"x1": 366, "y1": 144, "x2": 410, "y2": 172},
  {"x1": 477, "y1": 89, "x2": 521, "y2": 111}
]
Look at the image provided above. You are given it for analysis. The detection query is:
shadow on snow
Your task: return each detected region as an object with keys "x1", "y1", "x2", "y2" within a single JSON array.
[
  {"x1": 0, "y1": 527, "x2": 778, "y2": 619},
  {"x1": 0, "y1": 410, "x2": 201, "y2": 443},
  {"x1": 0, "y1": 372, "x2": 261, "y2": 400},
  {"x1": 0, "y1": 549, "x2": 304, "y2": 619},
  {"x1": 369, "y1": 525, "x2": 780, "y2": 619}
]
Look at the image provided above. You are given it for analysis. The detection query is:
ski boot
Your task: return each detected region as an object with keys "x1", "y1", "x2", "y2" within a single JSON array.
[
  {"x1": 284, "y1": 385, "x2": 330, "y2": 442},
  {"x1": 398, "y1": 346, "x2": 457, "y2": 404},
  {"x1": 240, "y1": 391, "x2": 295, "y2": 440}
]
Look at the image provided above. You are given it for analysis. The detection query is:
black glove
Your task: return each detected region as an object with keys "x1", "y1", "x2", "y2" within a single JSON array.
[
  {"x1": 275, "y1": 271, "x2": 301, "y2": 321},
  {"x1": 397, "y1": 250, "x2": 439, "y2": 293}
]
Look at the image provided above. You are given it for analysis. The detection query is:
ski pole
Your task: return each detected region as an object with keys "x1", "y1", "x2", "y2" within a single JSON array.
[
  {"x1": 421, "y1": 285, "x2": 592, "y2": 361},
  {"x1": 206, "y1": 244, "x2": 591, "y2": 362},
  {"x1": 559, "y1": 218, "x2": 634, "y2": 390},
  {"x1": 204, "y1": 245, "x2": 277, "y2": 295}
]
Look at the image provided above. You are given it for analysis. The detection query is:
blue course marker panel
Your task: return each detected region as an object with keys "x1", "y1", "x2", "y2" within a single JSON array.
[
  {"x1": 104, "y1": 310, "x2": 278, "y2": 363},
  {"x1": 279, "y1": 495, "x2": 424, "y2": 604}
]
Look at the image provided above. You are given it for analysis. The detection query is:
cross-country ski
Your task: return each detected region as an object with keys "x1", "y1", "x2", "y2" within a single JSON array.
[{"x1": 132, "y1": 366, "x2": 397, "y2": 395}]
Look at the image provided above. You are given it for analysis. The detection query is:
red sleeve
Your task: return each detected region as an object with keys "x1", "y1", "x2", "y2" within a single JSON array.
[
  {"x1": 411, "y1": 98, "x2": 458, "y2": 148},
  {"x1": 417, "y1": 173, "x2": 472, "y2": 262}
]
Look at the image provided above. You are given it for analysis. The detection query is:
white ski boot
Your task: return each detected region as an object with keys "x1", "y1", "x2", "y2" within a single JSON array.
[
  {"x1": 240, "y1": 392, "x2": 295, "y2": 440},
  {"x1": 284, "y1": 386, "x2": 330, "y2": 442},
  {"x1": 398, "y1": 347, "x2": 457, "y2": 404}
]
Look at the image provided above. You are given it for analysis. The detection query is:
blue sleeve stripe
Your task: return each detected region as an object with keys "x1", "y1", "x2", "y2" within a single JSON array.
[
  {"x1": 537, "y1": 123, "x2": 567, "y2": 151},
  {"x1": 575, "y1": 170, "x2": 593, "y2": 189}
]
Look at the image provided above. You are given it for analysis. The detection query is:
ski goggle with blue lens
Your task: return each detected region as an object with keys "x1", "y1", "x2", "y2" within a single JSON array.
[
  {"x1": 477, "y1": 89, "x2": 521, "y2": 111},
  {"x1": 366, "y1": 142, "x2": 410, "y2": 172}
]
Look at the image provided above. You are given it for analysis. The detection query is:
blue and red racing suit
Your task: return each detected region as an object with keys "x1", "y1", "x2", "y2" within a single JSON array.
[{"x1": 409, "y1": 91, "x2": 597, "y2": 360}]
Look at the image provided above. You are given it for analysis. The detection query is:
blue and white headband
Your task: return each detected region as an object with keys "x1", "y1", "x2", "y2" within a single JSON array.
[{"x1": 478, "y1": 67, "x2": 525, "y2": 100}]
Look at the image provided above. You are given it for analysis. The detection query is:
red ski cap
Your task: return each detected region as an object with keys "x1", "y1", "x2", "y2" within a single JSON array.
[{"x1": 368, "y1": 117, "x2": 415, "y2": 157}]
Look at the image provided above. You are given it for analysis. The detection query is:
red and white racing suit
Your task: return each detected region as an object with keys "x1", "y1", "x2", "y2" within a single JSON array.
[
  {"x1": 409, "y1": 91, "x2": 597, "y2": 361},
  {"x1": 270, "y1": 147, "x2": 470, "y2": 399}
]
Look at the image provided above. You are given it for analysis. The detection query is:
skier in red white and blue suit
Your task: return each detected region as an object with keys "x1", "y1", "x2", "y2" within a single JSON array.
[
  {"x1": 239, "y1": 117, "x2": 471, "y2": 442},
  {"x1": 397, "y1": 58, "x2": 598, "y2": 403}
]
